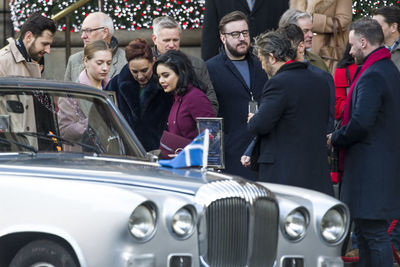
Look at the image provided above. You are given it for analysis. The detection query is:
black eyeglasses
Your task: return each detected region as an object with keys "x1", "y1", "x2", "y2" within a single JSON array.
[
  {"x1": 223, "y1": 30, "x2": 250, "y2": 39},
  {"x1": 80, "y1": 27, "x2": 105, "y2": 35}
]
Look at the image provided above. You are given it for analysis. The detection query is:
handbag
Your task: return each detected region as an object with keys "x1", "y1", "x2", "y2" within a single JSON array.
[{"x1": 159, "y1": 130, "x2": 191, "y2": 159}]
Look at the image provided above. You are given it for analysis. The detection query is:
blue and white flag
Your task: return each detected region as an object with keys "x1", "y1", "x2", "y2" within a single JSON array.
[{"x1": 159, "y1": 129, "x2": 209, "y2": 168}]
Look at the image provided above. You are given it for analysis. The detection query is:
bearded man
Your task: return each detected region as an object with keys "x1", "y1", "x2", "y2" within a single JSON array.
[
  {"x1": 206, "y1": 11, "x2": 268, "y2": 180},
  {"x1": 0, "y1": 13, "x2": 56, "y2": 77}
]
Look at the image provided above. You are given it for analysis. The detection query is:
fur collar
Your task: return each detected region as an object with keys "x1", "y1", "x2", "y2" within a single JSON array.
[{"x1": 289, "y1": 0, "x2": 336, "y2": 14}]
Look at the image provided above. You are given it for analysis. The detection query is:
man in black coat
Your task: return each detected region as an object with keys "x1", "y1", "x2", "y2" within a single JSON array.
[
  {"x1": 328, "y1": 18, "x2": 400, "y2": 266},
  {"x1": 206, "y1": 11, "x2": 268, "y2": 180},
  {"x1": 248, "y1": 30, "x2": 333, "y2": 196},
  {"x1": 201, "y1": 0, "x2": 289, "y2": 61}
]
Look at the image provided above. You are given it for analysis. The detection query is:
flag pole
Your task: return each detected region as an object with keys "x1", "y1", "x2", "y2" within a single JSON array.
[{"x1": 201, "y1": 129, "x2": 209, "y2": 173}]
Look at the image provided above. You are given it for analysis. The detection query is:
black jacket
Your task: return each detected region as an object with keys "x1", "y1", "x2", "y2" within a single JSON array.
[
  {"x1": 105, "y1": 64, "x2": 173, "y2": 151},
  {"x1": 332, "y1": 54, "x2": 400, "y2": 219},
  {"x1": 248, "y1": 62, "x2": 333, "y2": 195},
  {"x1": 206, "y1": 48, "x2": 267, "y2": 180},
  {"x1": 201, "y1": 0, "x2": 289, "y2": 61}
]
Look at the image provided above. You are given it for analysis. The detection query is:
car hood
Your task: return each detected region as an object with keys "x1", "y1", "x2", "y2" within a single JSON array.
[{"x1": 0, "y1": 154, "x2": 236, "y2": 196}]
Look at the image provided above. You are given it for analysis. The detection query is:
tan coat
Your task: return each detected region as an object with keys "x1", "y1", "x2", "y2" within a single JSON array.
[
  {"x1": 290, "y1": 0, "x2": 352, "y2": 73},
  {"x1": 0, "y1": 38, "x2": 41, "y2": 78},
  {"x1": 0, "y1": 38, "x2": 41, "y2": 148}
]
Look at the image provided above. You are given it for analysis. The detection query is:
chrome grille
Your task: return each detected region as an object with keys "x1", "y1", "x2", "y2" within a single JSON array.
[{"x1": 196, "y1": 179, "x2": 279, "y2": 267}]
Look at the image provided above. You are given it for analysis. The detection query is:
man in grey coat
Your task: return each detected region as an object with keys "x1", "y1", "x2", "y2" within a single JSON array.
[
  {"x1": 152, "y1": 16, "x2": 218, "y2": 114},
  {"x1": 64, "y1": 12, "x2": 126, "y2": 82}
]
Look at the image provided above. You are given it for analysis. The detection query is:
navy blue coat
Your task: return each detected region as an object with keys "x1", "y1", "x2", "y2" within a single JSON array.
[
  {"x1": 206, "y1": 48, "x2": 267, "y2": 180},
  {"x1": 105, "y1": 64, "x2": 173, "y2": 151},
  {"x1": 332, "y1": 54, "x2": 400, "y2": 219},
  {"x1": 248, "y1": 62, "x2": 333, "y2": 196},
  {"x1": 201, "y1": 0, "x2": 289, "y2": 61}
]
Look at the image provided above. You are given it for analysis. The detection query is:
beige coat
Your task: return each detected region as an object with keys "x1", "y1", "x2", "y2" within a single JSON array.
[
  {"x1": 290, "y1": 0, "x2": 352, "y2": 72},
  {"x1": 0, "y1": 38, "x2": 41, "y2": 148},
  {"x1": 0, "y1": 38, "x2": 41, "y2": 78}
]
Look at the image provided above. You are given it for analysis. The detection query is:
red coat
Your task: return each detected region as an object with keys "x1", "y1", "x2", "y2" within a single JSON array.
[
  {"x1": 168, "y1": 85, "x2": 215, "y2": 140},
  {"x1": 333, "y1": 64, "x2": 357, "y2": 120}
]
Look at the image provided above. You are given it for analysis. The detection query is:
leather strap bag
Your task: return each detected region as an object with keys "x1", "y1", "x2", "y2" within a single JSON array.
[{"x1": 159, "y1": 130, "x2": 191, "y2": 159}]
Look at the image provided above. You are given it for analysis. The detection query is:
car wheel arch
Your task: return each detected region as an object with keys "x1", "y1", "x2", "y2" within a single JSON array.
[{"x1": 0, "y1": 232, "x2": 82, "y2": 267}]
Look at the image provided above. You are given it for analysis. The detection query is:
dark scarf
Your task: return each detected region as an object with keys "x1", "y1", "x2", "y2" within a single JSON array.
[
  {"x1": 339, "y1": 47, "x2": 391, "y2": 171},
  {"x1": 15, "y1": 39, "x2": 31, "y2": 62}
]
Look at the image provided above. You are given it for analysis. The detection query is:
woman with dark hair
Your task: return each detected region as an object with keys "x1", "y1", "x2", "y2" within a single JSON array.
[
  {"x1": 154, "y1": 50, "x2": 215, "y2": 154},
  {"x1": 105, "y1": 38, "x2": 173, "y2": 152},
  {"x1": 333, "y1": 43, "x2": 357, "y2": 120}
]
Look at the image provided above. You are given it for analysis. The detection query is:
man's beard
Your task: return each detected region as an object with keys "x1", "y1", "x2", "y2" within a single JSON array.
[
  {"x1": 28, "y1": 42, "x2": 42, "y2": 62},
  {"x1": 226, "y1": 40, "x2": 249, "y2": 58},
  {"x1": 353, "y1": 48, "x2": 364, "y2": 65}
]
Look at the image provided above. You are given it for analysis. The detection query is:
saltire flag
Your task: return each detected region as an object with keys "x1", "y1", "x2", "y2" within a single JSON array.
[{"x1": 159, "y1": 129, "x2": 209, "y2": 168}]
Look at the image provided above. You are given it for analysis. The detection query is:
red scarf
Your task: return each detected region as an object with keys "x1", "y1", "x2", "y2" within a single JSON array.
[{"x1": 339, "y1": 47, "x2": 391, "y2": 172}]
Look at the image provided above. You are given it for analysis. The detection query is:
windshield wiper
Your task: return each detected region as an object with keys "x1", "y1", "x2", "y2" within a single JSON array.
[
  {"x1": 17, "y1": 132, "x2": 101, "y2": 153},
  {"x1": 0, "y1": 136, "x2": 38, "y2": 153}
]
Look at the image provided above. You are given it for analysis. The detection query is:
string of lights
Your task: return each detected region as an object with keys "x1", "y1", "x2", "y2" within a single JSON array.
[
  {"x1": 9, "y1": 1, "x2": 400, "y2": 32},
  {"x1": 9, "y1": 0, "x2": 205, "y2": 32}
]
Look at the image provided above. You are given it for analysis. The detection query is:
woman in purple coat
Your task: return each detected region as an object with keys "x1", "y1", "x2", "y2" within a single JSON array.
[{"x1": 154, "y1": 50, "x2": 215, "y2": 142}]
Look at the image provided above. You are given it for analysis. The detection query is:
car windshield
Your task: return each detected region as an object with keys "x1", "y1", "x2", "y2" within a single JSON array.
[{"x1": 0, "y1": 88, "x2": 144, "y2": 157}]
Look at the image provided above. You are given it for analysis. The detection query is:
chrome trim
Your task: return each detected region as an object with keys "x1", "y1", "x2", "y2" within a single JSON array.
[{"x1": 195, "y1": 179, "x2": 279, "y2": 267}]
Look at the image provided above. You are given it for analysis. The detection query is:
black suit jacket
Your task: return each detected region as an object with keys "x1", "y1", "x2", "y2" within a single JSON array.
[
  {"x1": 206, "y1": 48, "x2": 267, "y2": 180},
  {"x1": 332, "y1": 56, "x2": 400, "y2": 219},
  {"x1": 248, "y1": 62, "x2": 333, "y2": 195},
  {"x1": 201, "y1": 0, "x2": 289, "y2": 61}
]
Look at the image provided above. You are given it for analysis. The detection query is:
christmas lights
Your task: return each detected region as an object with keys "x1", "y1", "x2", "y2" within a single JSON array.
[
  {"x1": 9, "y1": 0, "x2": 205, "y2": 32},
  {"x1": 353, "y1": 0, "x2": 400, "y2": 20}
]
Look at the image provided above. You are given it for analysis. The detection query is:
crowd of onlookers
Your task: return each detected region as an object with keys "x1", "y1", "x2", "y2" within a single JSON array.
[{"x1": 2, "y1": 1, "x2": 400, "y2": 265}]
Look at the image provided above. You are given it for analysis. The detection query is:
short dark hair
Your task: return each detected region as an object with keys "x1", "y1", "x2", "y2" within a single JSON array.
[
  {"x1": 125, "y1": 38, "x2": 153, "y2": 62},
  {"x1": 277, "y1": 24, "x2": 304, "y2": 48},
  {"x1": 373, "y1": 6, "x2": 400, "y2": 33},
  {"x1": 218, "y1": 11, "x2": 248, "y2": 34},
  {"x1": 154, "y1": 50, "x2": 205, "y2": 96},
  {"x1": 253, "y1": 30, "x2": 296, "y2": 62},
  {"x1": 350, "y1": 18, "x2": 384, "y2": 46},
  {"x1": 19, "y1": 13, "x2": 56, "y2": 39}
]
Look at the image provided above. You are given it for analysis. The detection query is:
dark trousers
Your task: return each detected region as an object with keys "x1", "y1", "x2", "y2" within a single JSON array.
[{"x1": 354, "y1": 218, "x2": 393, "y2": 267}]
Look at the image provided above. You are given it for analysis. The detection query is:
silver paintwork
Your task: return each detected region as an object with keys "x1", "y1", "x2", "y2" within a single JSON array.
[{"x1": 0, "y1": 77, "x2": 349, "y2": 267}]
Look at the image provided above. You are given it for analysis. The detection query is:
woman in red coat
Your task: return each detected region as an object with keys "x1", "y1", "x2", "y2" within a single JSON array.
[
  {"x1": 334, "y1": 44, "x2": 357, "y2": 120},
  {"x1": 154, "y1": 50, "x2": 215, "y2": 158}
]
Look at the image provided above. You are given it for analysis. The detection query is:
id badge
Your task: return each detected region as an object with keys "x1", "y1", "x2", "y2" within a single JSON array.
[{"x1": 248, "y1": 100, "x2": 258, "y2": 114}]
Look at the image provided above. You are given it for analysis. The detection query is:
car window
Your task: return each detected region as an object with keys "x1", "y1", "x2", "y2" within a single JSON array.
[{"x1": 0, "y1": 89, "x2": 144, "y2": 158}]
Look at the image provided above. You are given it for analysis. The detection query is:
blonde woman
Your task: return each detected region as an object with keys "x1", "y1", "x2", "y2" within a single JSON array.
[{"x1": 58, "y1": 40, "x2": 112, "y2": 151}]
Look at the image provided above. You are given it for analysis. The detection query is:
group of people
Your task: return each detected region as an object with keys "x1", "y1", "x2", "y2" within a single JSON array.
[{"x1": 1, "y1": 1, "x2": 400, "y2": 265}]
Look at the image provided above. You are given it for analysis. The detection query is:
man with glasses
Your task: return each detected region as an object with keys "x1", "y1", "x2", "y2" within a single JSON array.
[
  {"x1": 206, "y1": 11, "x2": 267, "y2": 180},
  {"x1": 64, "y1": 12, "x2": 126, "y2": 82},
  {"x1": 152, "y1": 16, "x2": 218, "y2": 115}
]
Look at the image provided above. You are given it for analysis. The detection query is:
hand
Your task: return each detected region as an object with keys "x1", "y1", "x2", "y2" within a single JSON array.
[
  {"x1": 326, "y1": 133, "x2": 332, "y2": 148},
  {"x1": 248, "y1": 113, "x2": 254, "y2": 123},
  {"x1": 241, "y1": 155, "x2": 251, "y2": 167}
]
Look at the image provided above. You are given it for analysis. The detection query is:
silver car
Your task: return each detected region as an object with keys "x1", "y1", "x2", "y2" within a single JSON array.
[{"x1": 0, "y1": 77, "x2": 349, "y2": 267}]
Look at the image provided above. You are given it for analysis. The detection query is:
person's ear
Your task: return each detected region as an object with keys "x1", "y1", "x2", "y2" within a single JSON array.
[
  {"x1": 268, "y1": 53, "x2": 277, "y2": 65},
  {"x1": 152, "y1": 34, "x2": 157, "y2": 46},
  {"x1": 298, "y1": 41, "x2": 306, "y2": 54},
  {"x1": 390, "y1": 22, "x2": 398, "y2": 34},
  {"x1": 23, "y1": 31, "x2": 34, "y2": 44},
  {"x1": 220, "y1": 32, "x2": 226, "y2": 44},
  {"x1": 84, "y1": 56, "x2": 89, "y2": 68}
]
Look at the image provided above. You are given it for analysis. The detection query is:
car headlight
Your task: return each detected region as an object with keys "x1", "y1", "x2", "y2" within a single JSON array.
[
  {"x1": 284, "y1": 208, "x2": 308, "y2": 241},
  {"x1": 128, "y1": 202, "x2": 157, "y2": 241},
  {"x1": 172, "y1": 207, "x2": 195, "y2": 239},
  {"x1": 320, "y1": 208, "x2": 346, "y2": 243}
]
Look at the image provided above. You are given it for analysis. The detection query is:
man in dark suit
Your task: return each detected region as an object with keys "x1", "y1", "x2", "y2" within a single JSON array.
[
  {"x1": 201, "y1": 0, "x2": 289, "y2": 61},
  {"x1": 247, "y1": 30, "x2": 332, "y2": 196},
  {"x1": 206, "y1": 11, "x2": 268, "y2": 180},
  {"x1": 327, "y1": 18, "x2": 400, "y2": 266}
]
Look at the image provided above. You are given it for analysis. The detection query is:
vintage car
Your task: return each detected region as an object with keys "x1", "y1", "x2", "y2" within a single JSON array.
[{"x1": 0, "y1": 77, "x2": 349, "y2": 267}]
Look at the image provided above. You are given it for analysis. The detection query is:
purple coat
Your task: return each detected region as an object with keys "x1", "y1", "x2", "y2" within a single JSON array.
[{"x1": 168, "y1": 85, "x2": 215, "y2": 140}]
